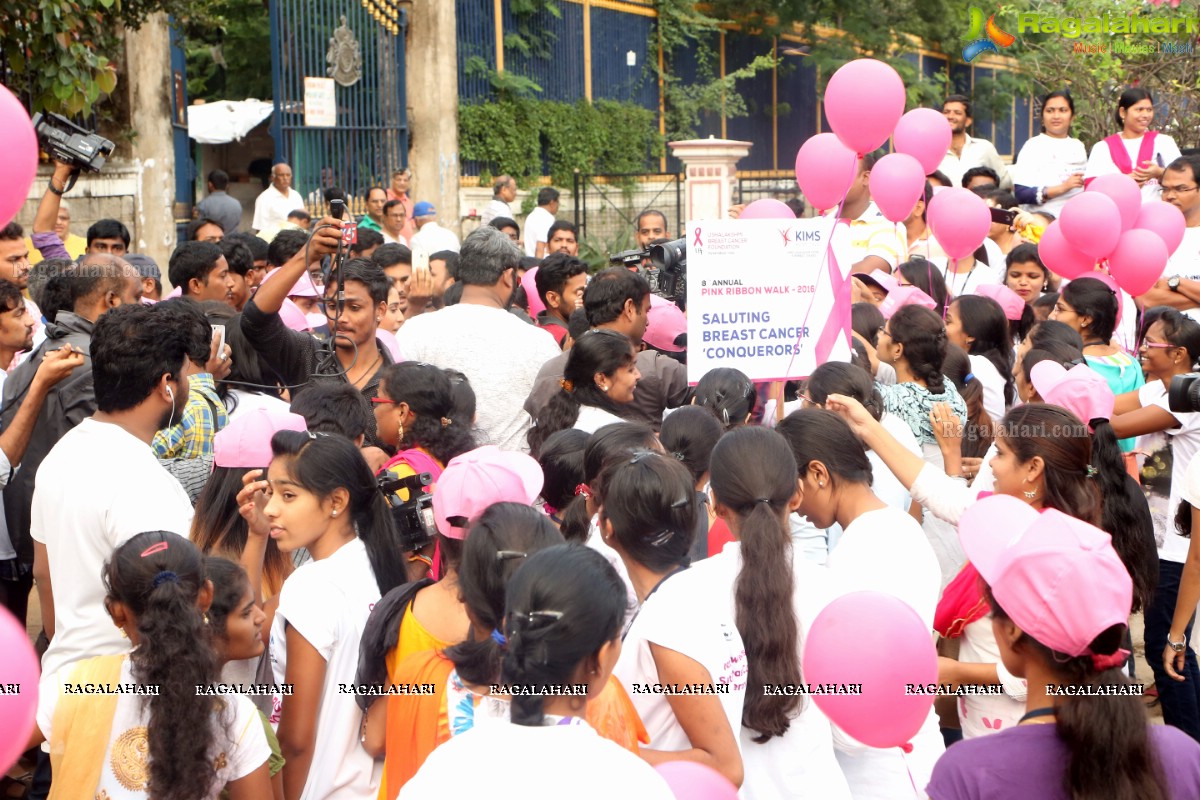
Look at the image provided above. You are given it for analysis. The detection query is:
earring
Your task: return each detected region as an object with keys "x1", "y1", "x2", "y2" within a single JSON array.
[
  {"x1": 119, "y1": 628, "x2": 128, "y2": 639},
  {"x1": 398, "y1": 421, "x2": 405, "y2": 441},
  {"x1": 601, "y1": 385, "x2": 609, "y2": 393},
  {"x1": 203, "y1": 613, "x2": 210, "y2": 625},
  {"x1": 332, "y1": 509, "x2": 339, "y2": 517},
  {"x1": 1023, "y1": 489, "x2": 1037, "y2": 500},
  {"x1": 819, "y1": 481, "x2": 825, "y2": 488}
]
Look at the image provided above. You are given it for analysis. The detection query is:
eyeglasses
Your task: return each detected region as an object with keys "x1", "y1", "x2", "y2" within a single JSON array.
[
  {"x1": 370, "y1": 397, "x2": 397, "y2": 405},
  {"x1": 1161, "y1": 184, "x2": 1198, "y2": 197},
  {"x1": 1140, "y1": 341, "x2": 1178, "y2": 350}
]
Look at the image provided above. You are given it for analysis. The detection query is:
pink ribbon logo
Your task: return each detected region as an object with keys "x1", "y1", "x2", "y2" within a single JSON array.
[
  {"x1": 693, "y1": 227, "x2": 703, "y2": 247},
  {"x1": 811, "y1": 222, "x2": 852, "y2": 366}
]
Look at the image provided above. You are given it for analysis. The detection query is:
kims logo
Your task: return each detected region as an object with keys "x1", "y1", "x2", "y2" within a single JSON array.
[{"x1": 963, "y1": 7, "x2": 1016, "y2": 62}]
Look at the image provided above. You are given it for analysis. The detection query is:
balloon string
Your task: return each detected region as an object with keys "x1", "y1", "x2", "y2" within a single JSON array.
[{"x1": 901, "y1": 744, "x2": 919, "y2": 798}]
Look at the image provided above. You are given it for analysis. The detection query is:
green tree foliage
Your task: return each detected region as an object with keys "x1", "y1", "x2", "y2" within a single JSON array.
[
  {"x1": 183, "y1": 0, "x2": 272, "y2": 101},
  {"x1": 0, "y1": 0, "x2": 214, "y2": 116}
]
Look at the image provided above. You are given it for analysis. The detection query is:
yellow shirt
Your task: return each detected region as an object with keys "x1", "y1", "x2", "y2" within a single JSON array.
[
  {"x1": 391, "y1": 604, "x2": 453, "y2": 674},
  {"x1": 28, "y1": 234, "x2": 86, "y2": 264}
]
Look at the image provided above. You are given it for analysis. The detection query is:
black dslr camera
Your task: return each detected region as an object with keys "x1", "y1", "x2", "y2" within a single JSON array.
[
  {"x1": 31, "y1": 113, "x2": 115, "y2": 187},
  {"x1": 377, "y1": 471, "x2": 437, "y2": 553},
  {"x1": 1169, "y1": 374, "x2": 1200, "y2": 414},
  {"x1": 608, "y1": 237, "x2": 687, "y2": 306}
]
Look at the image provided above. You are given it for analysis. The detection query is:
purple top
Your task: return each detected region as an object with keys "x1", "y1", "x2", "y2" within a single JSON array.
[
  {"x1": 928, "y1": 724, "x2": 1200, "y2": 799},
  {"x1": 31, "y1": 231, "x2": 69, "y2": 261}
]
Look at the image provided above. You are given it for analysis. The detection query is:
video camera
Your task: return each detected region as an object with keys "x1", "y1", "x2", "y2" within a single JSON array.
[
  {"x1": 608, "y1": 237, "x2": 687, "y2": 306},
  {"x1": 1169, "y1": 374, "x2": 1200, "y2": 414},
  {"x1": 31, "y1": 113, "x2": 115, "y2": 189},
  {"x1": 376, "y1": 471, "x2": 437, "y2": 553}
]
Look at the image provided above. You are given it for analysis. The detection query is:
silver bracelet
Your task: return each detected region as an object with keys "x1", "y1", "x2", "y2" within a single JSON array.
[{"x1": 1036, "y1": 186, "x2": 1045, "y2": 206}]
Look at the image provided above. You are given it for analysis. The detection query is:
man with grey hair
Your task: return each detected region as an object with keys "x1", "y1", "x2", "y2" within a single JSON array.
[
  {"x1": 481, "y1": 174, "x2": 517, "y2": 226},
  {"x1": 395, "y1": 226, "x2": 559, "y2": 450}
]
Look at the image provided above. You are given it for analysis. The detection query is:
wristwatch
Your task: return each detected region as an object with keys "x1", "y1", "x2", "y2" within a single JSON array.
[
  {"x1": 1168, "y1": 635, "x2": 1187, "y2": 653},
  {"x1": 1169, "y1": 276, "x2": 1182, "y2": 293}
]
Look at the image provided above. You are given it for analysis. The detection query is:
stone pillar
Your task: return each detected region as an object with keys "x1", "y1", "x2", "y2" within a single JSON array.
[
  {"x1": 669, "y1": 137, "x2": 752, "y2": 224},
  {"x1": 406, "y1": 1, "x2": 461, "y2": 236},
  {"x1": 124, "y1": 13, "x2": 176, "y2": 262}
]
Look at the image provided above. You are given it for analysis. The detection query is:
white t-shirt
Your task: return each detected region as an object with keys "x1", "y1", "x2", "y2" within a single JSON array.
[
  {"x1": 524, "y1": 207, "x2": 556, "y2": 257},
  {"x1": 944, "y1": 260, "x2": 1002, "y2": 299},
  {"x1": 395, "y1": 304, "x2": 561, "y2": 451},
  {"x1": 270, "y1": 537, "x2": 382, "y2": 799},
  {"x1": 573, "y1": 404, "x2": 626, "y2": 434},
  {"x1": 410, "y1": 221, "x2": 461, "y2": 254},
  {"x1": 480, "y1": 198, "x2": 514, "y2": 227},
  {"x1": 34, "y1": 419, "x2": 194, "y2": 701},
  {"x1": 252, "y1": 186, "x2": 307, "y2": 232},
  {"x1": 399, "y1": 718, "x2": 673, "y2": 799},
  {"x1": 968, "y1": 353, "x2": 1007, "y2": 424},
  {"x1": 38, "y1": 657, "x2": 269, "y2": 799},
  {"x1": 585, "y1": 515, "x2": 639, "y2": 629},
  {"x1": 957, "y1": 616, "x2": 1028, "y2": 738},
  {"x1": 614, "y1": 564, "x2": 747, "y2": 752},
  {"x1": 1084, "y1": 133, "x2": 1182, "y2": 202},
  {"x1": 1011, "y1": 133, "x2": 1088, "y2": 216},
  {"x1": 1165, "y1": 226, "x2": 1200, "y2": 324},
  {"x1": 700, "y1": 543, "x2": 852, "y2": 800},
  {"x1": 1139, "y1": 381, "x2": 1200, "y2": 563}
]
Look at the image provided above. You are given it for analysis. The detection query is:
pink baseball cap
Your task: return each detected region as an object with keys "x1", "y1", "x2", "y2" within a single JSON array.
[
  {"x1": 975, "y1": 283, "x2": 1025, "y2": 321},
  {"x1": 879, "y1": 285, "x2": 937, "y2": 319},
  {"x1": 522, "y1": 266, "x2": 547, "y2": 317},
  {"x1": 213, "y1": 408, "x2": 308, "y2": 469},
  {"x1": 1029, "y1": 361, "x2": 1114, "y2": 428},
  {"x1": 852, "y1": 269, "x2": 900, "y2": 296},
  {"x1": 262, "y1": 267, "x2": 321, "y2": 299},
  {"x1": 433, "y1": 446, "x2": 544, "y2": 538},
  {"x1": 278, "y1": 298, "x2": 311, "y2": 332},
  {"x1": 644, "y1": 294, "x2": 687, "y2": 353},
  {"x1": 958, "y1": 495, "x2": 1132, "y2": 658}
]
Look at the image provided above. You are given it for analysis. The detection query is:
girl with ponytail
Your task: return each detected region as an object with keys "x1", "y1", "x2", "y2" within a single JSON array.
[
  {"x1": 603, "y1": 452, "x2": 745, "y2": 787},
  {"x1": 945, "y1": 293, "x2": 1017, "y2": 418},
  {"x1": 928, "y1": 495, "x2": 1200, "y2": 800},
  {"x1": 707, "y1": 427, "x2": 851, "y2": 798},
  {"x1": 400, "y1": 545, "x2": 674, "y2": 798},
  {"x1": 256, "y1": 430, "x2": 407, "y2": 799},
  {"x1": 35, "y1": 532, "x2": 271, "y2": 799}
]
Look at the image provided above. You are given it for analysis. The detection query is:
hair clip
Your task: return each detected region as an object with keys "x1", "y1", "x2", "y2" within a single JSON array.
[
  {"x1": 647, "y1": 528, "x2": 677, "y2": 547},
  {"x1": 440, "y1": 417, "x2": 452, "y2": 427},
  {"x1": 574, "y1": 483, "x2": 591, "y2": 498},
  {"x1": 515, "y1": 609, "x2": 564, "y2": 626},
  {"x1": 152, "y1": 570, "x2": 179, "y2": 588},
  {"x1": 629, "y1": 449, "x2": 657, "y2": 465},
  {"x1": 542, "y1": 501, "x2": 559, "y2": 516},
  {"x1": 670, "y1": 496, "x2": 691, "y2": 510},
  {"x1": 140, "y1": 541, "x2": 169, "y2": 558},
  {"x1": 1085, "y1": 465, "x2": 1099, "y2": 478},
  {"x1": 671, "y1": 451, "x2": 686, "y2": 462},
  {"x1": 490, "y1": 629, "x2": 507, "y2": 646},
  {"x1": 964, "y1": 372, "x2": 975, "y2": 383},
  {"x1": 559, "y1": 378, "x2": 574, "y2": 393},
  {"x1": 496, "y1": 550, "x2": 528, "y2": 562}
]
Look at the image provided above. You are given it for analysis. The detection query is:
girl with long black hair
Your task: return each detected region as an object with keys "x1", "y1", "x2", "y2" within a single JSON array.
[
  {"x1": 400, "y1": 545, "x2": 675, "y2": 798},
  {"x1": 928, "y1": 495, "x2": 1200, "y2": 800},
  {"x1": 34, "y1": 532, "x2": 272, "y2": 799},
  {"x1": 945, "y1": 294, "x2": 1016, "y2": 419},
  {"x1": 528, "y1": 330, "x2": 641, "y2": 455},
  {"x1": 253, "y1": 430, "x2": 408, "y2": 799},
  {"x1": 707, "y1": 426, "x2": 850, "y2": 798}
]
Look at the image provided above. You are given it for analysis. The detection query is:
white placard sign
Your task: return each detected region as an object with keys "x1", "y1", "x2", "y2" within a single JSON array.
[
  {"x1": 686, "y1": 217, "x2": 850, "y2": 383},
  {"x1": 304, "y1": 77, "x2": 337, "y2": 127}
]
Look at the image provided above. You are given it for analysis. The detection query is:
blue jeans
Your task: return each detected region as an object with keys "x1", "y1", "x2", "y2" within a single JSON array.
[{"x1": 1144, "y1": 559, "x2": 1200, "y2": 741}]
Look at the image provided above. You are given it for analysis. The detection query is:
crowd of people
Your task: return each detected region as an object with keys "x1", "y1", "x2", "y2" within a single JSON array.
[{"x1": 2, "y1": 84, "x2": 1200, "y2": 800}]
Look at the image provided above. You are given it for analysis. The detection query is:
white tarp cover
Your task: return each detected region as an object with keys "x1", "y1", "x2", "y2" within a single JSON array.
[{"x1": 187, "y1": 99, "x2": 274, "y2": 144}]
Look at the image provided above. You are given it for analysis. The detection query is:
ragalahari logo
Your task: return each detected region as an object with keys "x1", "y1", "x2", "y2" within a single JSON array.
[{"x1": 963, "y1": 7, "x2": 1016, "y2": 62}]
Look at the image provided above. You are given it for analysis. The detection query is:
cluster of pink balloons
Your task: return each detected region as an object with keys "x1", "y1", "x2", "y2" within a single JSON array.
[
  {"x1": 0, "y1": 83, "x2": 39, "y2": 229},
  {"x1": 1041, "y1": 173, "x2": 1185, "y2": 295},
  {"x1": 792, "y1": 59, "x2": 992, "y2": 260}
]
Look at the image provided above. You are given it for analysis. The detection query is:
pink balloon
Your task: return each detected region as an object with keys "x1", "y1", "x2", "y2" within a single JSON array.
[
  {"x1": 926, "y1": 188, "x2": 990, "y2": 260},
  {"x1": 655, "y1": 762, "x2": 738, "y2": 800},
  {"x1": 824, "y1": 59, "x2": 906, "y2": 157},
  {"x1": 1059, "y1": 192, "x2": 1122, "y2": 259},
  {"x1": 1108, "y1": 228, "x2": 1169, "y2": 296},
  {"x1": 739, "y1": 198, "x2": 796, "y2": 220},
  {"x1": 893, "y1": 108, "x2": 953, "y2": 175},
  {"x1": 1085, "y1": 174, "x2": 1142, "y2": 231},
  {"x1": 521, "y1": 265, "x2": 546, "y2": 317},
  {"x1": 869, "y1": 153, "x2": 926, "y2": 223},
  {"x1": 1135, "y1": 200, "x2": 1187, "y2": 255},
  {"x1": 0, "y1": 84, "x2": 39, "y2": 229},
  {"x1": 795, "y1": 133, "x2": 858, "y2": 212},
  {"x1": 0, "y1": 607, "x2": 38, "y2": 774},
  {"x1": 802, "y1": 591, "x2": 936, "y2": 749},
  {"x1": 1038, "y1": 222, "x2": 1097, "y2": 280}
]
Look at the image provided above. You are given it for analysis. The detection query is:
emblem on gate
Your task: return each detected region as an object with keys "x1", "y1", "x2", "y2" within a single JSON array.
[{"x1": 326, "y1": 16, "x2": 363, "y2": 87}]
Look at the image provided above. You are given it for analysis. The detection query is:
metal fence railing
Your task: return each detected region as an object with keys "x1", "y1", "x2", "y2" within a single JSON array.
[{"x1": 572, "y1": 172, "x2": 683, "y2": 264}]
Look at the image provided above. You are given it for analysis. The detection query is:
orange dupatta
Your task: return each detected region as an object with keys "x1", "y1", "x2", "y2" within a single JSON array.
[{"x1": 48, "y1": 654, "x2": 126, "y2": 800}]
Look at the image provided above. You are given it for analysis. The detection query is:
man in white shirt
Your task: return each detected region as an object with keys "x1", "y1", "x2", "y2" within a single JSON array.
[
  {"x1": 481, "y1": 175, "x2": 517, "y2": 225},
  {"x1": 251, "y1": 162, "x2": 306, "y2": 234},
  {"x1": 380, "y1": 199, "x2": 409, "y2": 245},
  {"x1": 410, "y1": 202, "x2": 461, "y2": 253},
  {"x1": 1142, "y1": 155, "x2": 1200, "y2": 322},
  {"x1": 938, "y1": 95, "x2": 1012, "y2": 190},
  {"x1": 524, "y1": 187, "x2": 560, "y2": 257},
  {"x1": 395, "y1": 226, "x2": 559, "y2": 450},
  {"x1": 32, "y1": 301, "x2": 201, "y2": 719}
]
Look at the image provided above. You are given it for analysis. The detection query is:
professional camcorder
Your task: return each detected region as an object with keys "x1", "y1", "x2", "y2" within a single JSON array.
[
  {"x1": 608, "y1": 237, "x2": 687, "y2": 305},
  {"x1": 31, "y1": 113, "x2": 115, "y2": 187},
  {"x1": 1169, "y1": 374, "x2": 1200, "y2": 414},
  {"x1": 377, "y1": 471, "x2": 437, "y2": 553}
]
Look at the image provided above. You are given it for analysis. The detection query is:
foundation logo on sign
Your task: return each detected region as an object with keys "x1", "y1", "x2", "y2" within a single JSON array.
[{"x1": 963, "y1": 7, "x2": 1016, "y2": 62}]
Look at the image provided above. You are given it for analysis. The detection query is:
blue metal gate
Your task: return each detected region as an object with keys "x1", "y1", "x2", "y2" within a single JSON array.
[{"x1": 268, "y1": 0, "x2": 408, "y2": 214}]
